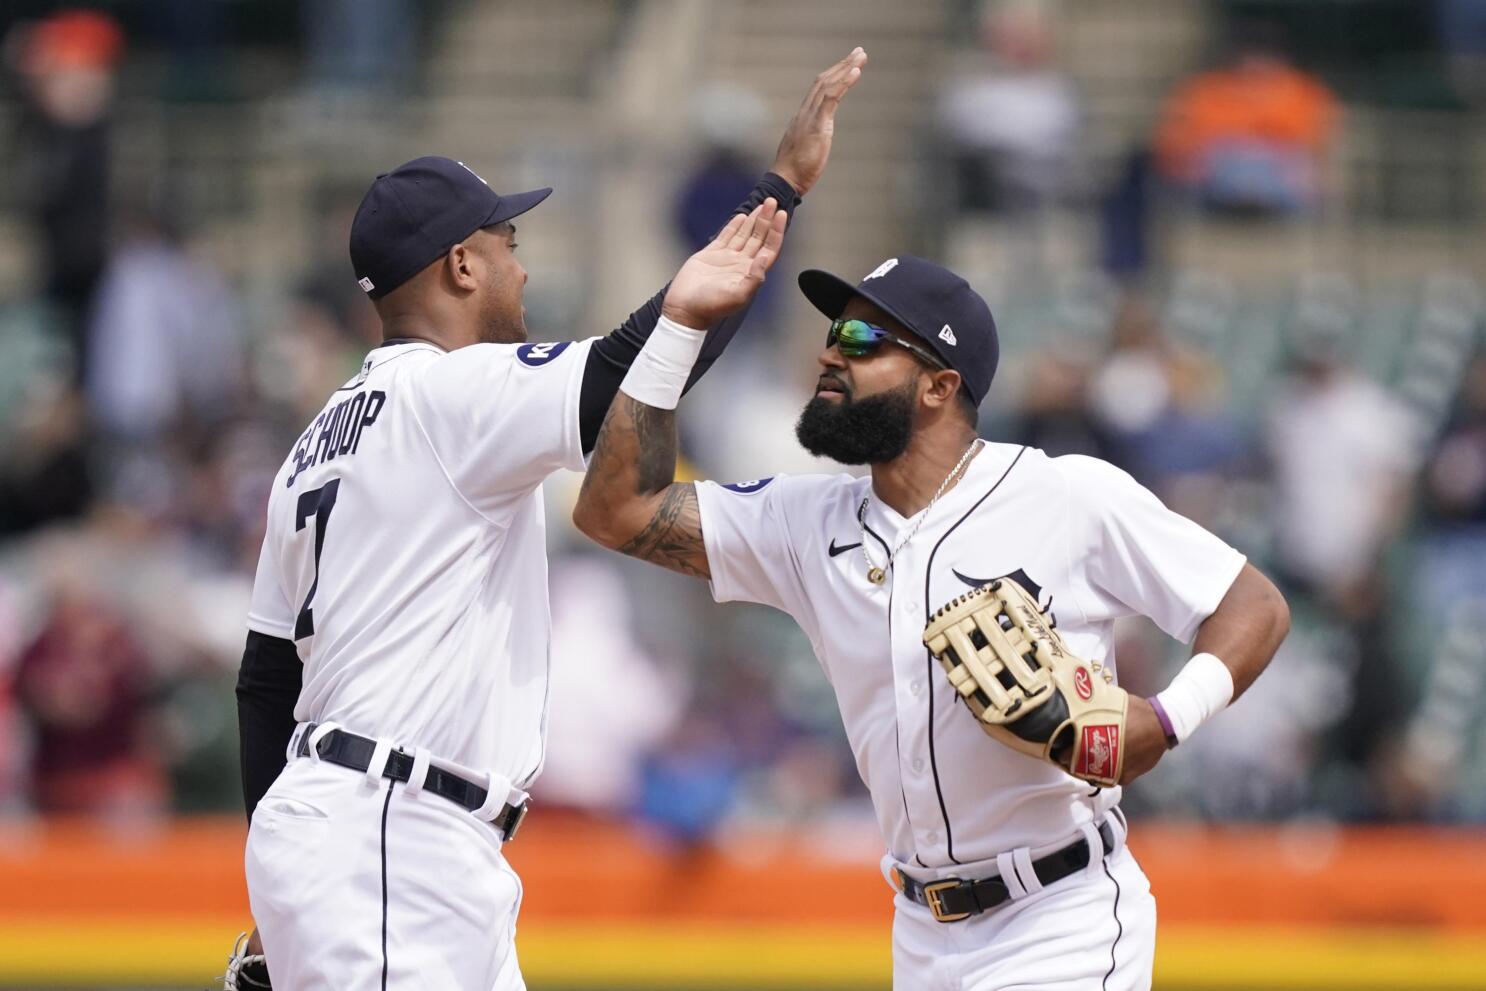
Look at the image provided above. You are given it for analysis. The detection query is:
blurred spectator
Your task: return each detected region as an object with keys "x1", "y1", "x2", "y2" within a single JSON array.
[
  {"x1": 1134, "y1": 348, "x2": 1246, "y2": 487},
  {"x1": 133, "y1": 0, "x2": 233, "y2": 102},
  {"x1": 0, "y1": 378, "x2": 92, "y2": 536},
  {"x1": 86, "y1": 189, "x2": 244, "y2": 447},
  {"x1": 1390, "y1": 353, "x2": 1486, "y2": 817},
  {"x1": 177, "y1": 420, "x2": 285, "y2": 573},
  {"x1": 1154, "y1": 22, "x2": 1337, "y2": 216},
  {"x1": 261, "y1": 195, "x2": 383, "y2": 425},
  {"x1": 537, "y1": 558, "x2": 683, "y2": 816},
  {"x1": 1085, "y1": 298, "x2": 1175, "y2": 470},
  {"x1": 1174, "y1": 607, "x2": 1356, "y2": 820},
  {"x1": 13, "y1": 587, "x2": 167, "y2": 817},
  {"x1": 5, "y1": 9, "x2": 124, "y2": 378},
  {"x1": 1265, "y1": 302, "x2": 1421, "y2": 814},
  {"x1": 1005, "y1": 347, "x2": 1114, "y2": 460},
  {"x1": 671, "y1": 83, "x2": 805, "y2": 479},
  {"x1": 1086, "y1": 298, "x2": 1245, "y2": 499},
  {"x1": 1265, "y1": 318, "x2": 1418, "y2": 603},
  {"x1": 675, "y1": 83, "x2": 782, "y2": 336},
  {"x1": 676, "y1": 151, "x2": 758, "y2": 255},
  {"x1": 636, "y1": 713, "x2": 745, "y2": 846},
  {"x1": 301, "y1": 0, "x2": 419, "y2": 104},
  {"x1": 935, "y1": 0, "x2": 1081, "y2": 216},
  {"x1": 1435, "y1": 0, "x2": 1486, "y2": 106},
  {"x1": 0, "y1": 581, "x2": 24, "y2": 811}
]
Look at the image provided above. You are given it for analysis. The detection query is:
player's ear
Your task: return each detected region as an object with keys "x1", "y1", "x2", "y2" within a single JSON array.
[
  {"x1": 922, "y1": 368, "x2": 963, "y2": 411},
  {"x1": 445, "y1": 241, "x2": 482, "y2": 293}
]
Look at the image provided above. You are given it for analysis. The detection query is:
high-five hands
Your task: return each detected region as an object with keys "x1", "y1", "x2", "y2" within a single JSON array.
[
  {"x1": 772, "y1": 47, "x2": 869, "y2": 196},
  {"x1": 659, "y1": 47, "x2": 868, "y2": 329},
  {"x1": 662, "y1": 198, "x2": 788, "y2": 330}
]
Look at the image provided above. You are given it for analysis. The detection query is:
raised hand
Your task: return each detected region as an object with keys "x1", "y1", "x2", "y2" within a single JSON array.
[
  {"x1": 661, "y1": 197, "x2": 788, "y2": 330},
  {"x1": 771, "y1": 47, "x2": 869, "y2": 196}
]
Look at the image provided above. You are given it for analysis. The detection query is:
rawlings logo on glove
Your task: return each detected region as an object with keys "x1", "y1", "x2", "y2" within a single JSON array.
[{"x1": 922, "y1": 577, "x2": 1129, "y2": 787}]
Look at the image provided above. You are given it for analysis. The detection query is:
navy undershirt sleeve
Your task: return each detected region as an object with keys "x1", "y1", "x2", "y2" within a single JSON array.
[
  {"x1": 236, "y1": 629, "x2": 303, "y2": 821},
  {"x1": 578, "y1": 171, "x2": 801, "y2": 453}
]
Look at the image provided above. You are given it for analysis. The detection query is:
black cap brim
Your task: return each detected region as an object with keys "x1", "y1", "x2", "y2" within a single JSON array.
[
  {"x1": 798, "y1": 268, "x2": 925, "y2": 343},
  {"x1": 484, "y1": 187, "x2": 553, "y2": 227}
]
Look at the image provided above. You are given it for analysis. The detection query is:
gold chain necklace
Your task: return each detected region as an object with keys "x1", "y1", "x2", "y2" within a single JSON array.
[{"x1": 857, "y1": 439, "x2": 984, "y2": 585}]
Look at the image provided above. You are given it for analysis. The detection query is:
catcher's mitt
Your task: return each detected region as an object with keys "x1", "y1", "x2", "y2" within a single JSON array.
[
  {"x1": 224, "y1": 932, "x2": 271, "y2": 990},
  {"x1": 923, "y1": 578, "x2": 1128, "y2": 787}
]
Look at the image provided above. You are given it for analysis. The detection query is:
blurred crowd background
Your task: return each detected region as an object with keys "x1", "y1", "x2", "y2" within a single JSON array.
[{"x1": 0, "y1": 0, "x2": 1484, "y2": 843}]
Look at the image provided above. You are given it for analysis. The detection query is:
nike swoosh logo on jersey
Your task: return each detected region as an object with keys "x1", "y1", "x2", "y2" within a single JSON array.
[{"x1": 828, "y1": 538, "x2": 863, "y2": 557}]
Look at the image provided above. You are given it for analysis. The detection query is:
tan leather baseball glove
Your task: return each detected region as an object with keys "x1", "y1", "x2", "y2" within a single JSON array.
[{"x1": 923, "y1": 577, "x2": 1128, "y2": 787}]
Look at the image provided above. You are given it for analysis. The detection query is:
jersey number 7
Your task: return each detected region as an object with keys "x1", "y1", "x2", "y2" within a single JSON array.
[{"x1": 293, "y1": 479, "x2": 340, "y2": 639}]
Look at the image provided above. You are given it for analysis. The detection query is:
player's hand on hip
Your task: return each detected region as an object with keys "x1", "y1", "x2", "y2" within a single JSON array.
[
  {"x1": 1117, "y1": 696, "x2": 1168, "y2": 786},
  {"x1": 771, "y1": 46, "x2": 868, "y2": 196},
  {"x1": 661, "y1": 198, "x2": 787, "y2": 329}
]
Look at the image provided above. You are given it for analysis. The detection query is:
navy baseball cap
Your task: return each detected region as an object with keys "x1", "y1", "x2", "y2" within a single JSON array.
[
  {"x1": 349, "y1": 156, "x2": 551, "y2": 299},
  {"x1": 798, "y1": 256, "x2": 1000, "y2": 405}
]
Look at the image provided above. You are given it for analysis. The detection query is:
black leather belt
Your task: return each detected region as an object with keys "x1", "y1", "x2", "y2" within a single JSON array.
[
  {"x1": 893, "y1": 818, "x2": 1118, "y2": 922},
  {"x1": 295, "y1": 726, "x2": 528, "y2": 842}
]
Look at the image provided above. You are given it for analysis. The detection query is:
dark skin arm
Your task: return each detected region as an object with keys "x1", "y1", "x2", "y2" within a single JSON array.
[
  {"x1": 1117, "y1": 561, "x2": 1291, "y2": 784},
  {"x1": 578, "y1": 408, "x2": 712, "y2": 578},
  {"x1": 574, "y1": 49, "x2": 867, "y2": 577},
  {"x1": 574, "y1": 201, "x2": 788, "y2": 577}
]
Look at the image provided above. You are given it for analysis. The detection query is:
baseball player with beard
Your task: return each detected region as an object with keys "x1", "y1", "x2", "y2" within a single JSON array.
[
  {"x1": 573, "y1": 255, "x2": 1290, "y2": 988},
  {"x1": 228, "y1": 49, "x2": 866, "y2": 990}
]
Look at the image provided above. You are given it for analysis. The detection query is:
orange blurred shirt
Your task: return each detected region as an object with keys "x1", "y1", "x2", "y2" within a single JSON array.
[{"x1": 1156, "y1": 63, "x2": 1337, "y2": 182}]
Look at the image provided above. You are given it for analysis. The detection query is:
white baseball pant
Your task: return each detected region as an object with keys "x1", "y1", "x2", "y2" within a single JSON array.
[
  {"x1": 245, "y1": 754, "x2": 525, "y2": 990},
  {"x1": 890, "y1": 828, "x2": 1156, "y2": 990}
]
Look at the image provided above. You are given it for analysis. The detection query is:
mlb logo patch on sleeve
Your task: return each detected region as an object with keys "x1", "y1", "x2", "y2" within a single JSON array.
[
  {"x1": 516, "y1": 341, "x2": 571, "y2": 367},
  {"x1": 723, "y1": 478, "x2": 774, "y2": 493}
]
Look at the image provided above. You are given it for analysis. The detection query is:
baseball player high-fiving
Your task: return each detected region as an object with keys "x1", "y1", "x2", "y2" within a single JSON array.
[
  {"x1": 230, "y1": 49, "x2": 866, "y2": 990},
  {"x1": 574, "y1": 253, "x2": 1290, "y2": 988}
]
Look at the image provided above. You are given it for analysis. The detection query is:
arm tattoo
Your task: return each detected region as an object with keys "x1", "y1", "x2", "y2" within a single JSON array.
[
  {"x1": 616, "y1": 483, "x2": 708, "y2": 578},
  {"x1": 580, "y1": 392, "x2": 710, "y2": 578},
  {"x1": 629, "y1": 401, "x2": 677, "y2": 493}
]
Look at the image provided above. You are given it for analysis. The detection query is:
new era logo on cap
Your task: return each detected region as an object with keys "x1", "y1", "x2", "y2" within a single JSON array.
[
  {"x1": 864, "y1": 258, "x2": 898, "y2": 281},
  {"x1": 939, "y1": 324, "x2": 957, "y2": 346}
]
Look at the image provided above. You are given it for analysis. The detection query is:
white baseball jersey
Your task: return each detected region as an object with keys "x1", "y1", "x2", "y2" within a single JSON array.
[
  {"x1": 695, "y1": 442, "x2": 1245, "y2": 870},
  {"x1": 247, "y1": 337, "x2": 595, "y2": 786}
]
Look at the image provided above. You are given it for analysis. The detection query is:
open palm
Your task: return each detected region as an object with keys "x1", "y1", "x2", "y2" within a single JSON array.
[{"x1": 661, "y1": 198, "x2": 788, "y2": 330}]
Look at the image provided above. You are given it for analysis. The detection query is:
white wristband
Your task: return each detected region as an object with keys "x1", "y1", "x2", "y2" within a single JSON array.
[
  {"x1": 1150, "y1": 652, "x2": 1234, "y2": 746},
  {"x1": 618, "y1": 315, "x2": 707, "y2": 411}
]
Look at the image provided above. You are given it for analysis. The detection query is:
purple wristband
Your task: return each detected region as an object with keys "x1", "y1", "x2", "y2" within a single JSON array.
[{"x1": 1146, "y1": 695, "x2": 1180, "y2": 749}]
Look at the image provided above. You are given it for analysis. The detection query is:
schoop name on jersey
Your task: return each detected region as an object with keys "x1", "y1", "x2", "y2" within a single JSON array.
[{"x1": 286, "y1": 389, "x2": 387, "y2": 488}]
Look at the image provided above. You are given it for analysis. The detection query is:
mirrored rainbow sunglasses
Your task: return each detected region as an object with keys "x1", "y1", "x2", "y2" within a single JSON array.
[{"x1": 827, "y1": 318, "x2": 950, "y2": 370}]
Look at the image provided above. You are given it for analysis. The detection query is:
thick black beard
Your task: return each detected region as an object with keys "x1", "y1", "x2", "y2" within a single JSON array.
[{"x1": 794, "y1": 380, "x2": 917, "y2": 465}]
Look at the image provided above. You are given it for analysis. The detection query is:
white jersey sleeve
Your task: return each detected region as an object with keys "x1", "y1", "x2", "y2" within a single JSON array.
[
  {"x1": 246, "y1": 530, "x2": 296, "y2": 640},
  {"x1": 409, "y1": 339, "x2": 595, "y2": 514},
  {"x1": 1059, "y1": 454, "x2": 1246, "y2": 643},
  {"x1": 694, "y1": 476, "x2": 814, "y2": 614}
]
